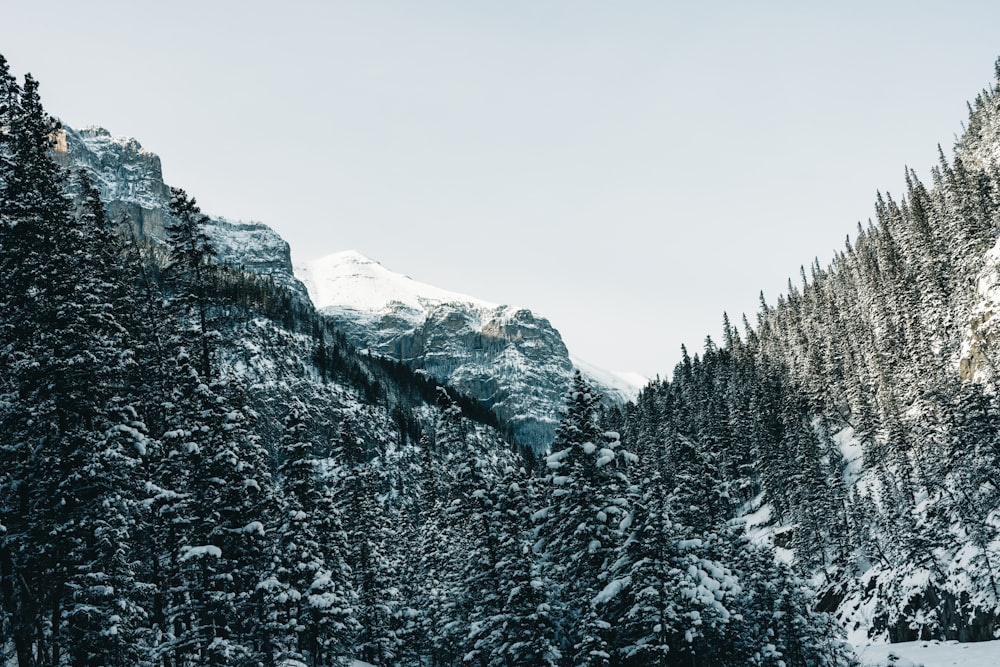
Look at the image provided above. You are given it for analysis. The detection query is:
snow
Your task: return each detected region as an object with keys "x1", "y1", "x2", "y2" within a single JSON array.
[
  {"x1": 833, "y1": 425, "x2": 864, "y2": 486},
  {"x1": 741, "y1": 495, "x2": 779, "y2": 546},
  {"x1": 178, "y1": 545, "x2": 222, "y2": 561},
  {"x1": 593, "y1": 576, "x2": 630, "y2": 605},
  {"x1": 241, "y1": 521, "x2": 265, "y2": 535},
  {"x1": 570, "y1": 354, "x2": 647, "y2": 402},
  {"x1": 295, "y1": 250, "x2": 496, "y2": 319},
  {"x1": 959, "y1": 235, "x2": 1000, "y2": 383},
  {"x1": 854, "y1": 639, "x2": 1000, "y2": 666}
]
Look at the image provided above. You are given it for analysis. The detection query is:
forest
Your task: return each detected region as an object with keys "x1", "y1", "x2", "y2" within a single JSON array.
[{"x1": 5, "y1": 51, "x2": 1000, "y2": 666}]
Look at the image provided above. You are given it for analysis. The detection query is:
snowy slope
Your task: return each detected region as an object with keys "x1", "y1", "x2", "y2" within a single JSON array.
[
  {"x1": 296, "y1": 250, "x2": 645, "y2": 449},
  {"x1": 570, "y1": 355, "x2": 646, "y2": 403},
  {"x1": 854, "y1": 639, "x2": 1000, "y2": 666},
  {"x1": 959, "y1": 235, "x2": 1000, "y2": 382}
]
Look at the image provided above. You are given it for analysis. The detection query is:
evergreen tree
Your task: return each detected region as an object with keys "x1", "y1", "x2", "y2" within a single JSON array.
[
  {"x1": 165, "y1": 187, "x2": 218, "y2": 378},
  {"x1": 537, "y1": 371, "x2": 631, "y2": 666},
  {"x1": 271, "y1": 399, "x2": 357, "y2": 666},
  {"x1": 156, "y1": 357, "x2": 277, "y2": 665},
  {"x1": 0, "y1": 73, "x2": 149, "y2": 667},
  {"x1": 469, "y1": 467, "x2": 560, "y2": 667}
]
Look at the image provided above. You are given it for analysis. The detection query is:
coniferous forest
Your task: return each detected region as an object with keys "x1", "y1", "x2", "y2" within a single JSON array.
[{"x1": 6, "y1": 48, "x2": 1000, "y2": 666}]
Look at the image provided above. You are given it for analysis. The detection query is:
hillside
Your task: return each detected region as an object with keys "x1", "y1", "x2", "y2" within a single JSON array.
[
  {"x1": 616, "y1": 62, "x2": 1000, "y2": 644},
  {"x1": 297, "y1": 249, "x2": 643, "y2": 449}
]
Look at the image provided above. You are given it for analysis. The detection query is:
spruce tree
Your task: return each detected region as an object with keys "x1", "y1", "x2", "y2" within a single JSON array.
[
  {"x1": 537, "y1": 371, "x2": 631, "y2": 666},
  {"x1": 165, "y1": 186, "x2": 218, "y2": 378},
  {"x1": 271, "y1": 400, "x2": 357, "y2": 666},
  {"x1": 0, "y1": 72, "x2": 151, "y2": 667}
]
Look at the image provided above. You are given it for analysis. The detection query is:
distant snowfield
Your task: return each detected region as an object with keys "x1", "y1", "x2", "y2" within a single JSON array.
[{"x1": 854, "y1": 639, "x2": 1000, "y2": 666}]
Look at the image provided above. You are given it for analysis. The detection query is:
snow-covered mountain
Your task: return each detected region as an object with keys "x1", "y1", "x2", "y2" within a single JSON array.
[
  {"x1": 57, "y1": 125, "x2": 643, "y2": 450},
  {"x1": 297, "y1": 250, "x2": 644, "y2": 449}
]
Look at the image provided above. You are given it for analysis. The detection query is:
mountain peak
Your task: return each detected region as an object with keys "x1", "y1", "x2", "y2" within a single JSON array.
[
  {"x1": 295, "y1": 250, "x2": 498, "y2": 319},
  {"x1": 295, "y1": 249, "x2": 644, "y2": 449}
]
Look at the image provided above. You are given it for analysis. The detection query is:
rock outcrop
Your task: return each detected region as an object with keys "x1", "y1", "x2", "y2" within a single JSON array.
[{"x1": 56, "y1": 125, "x2": 307, "y2": 300}]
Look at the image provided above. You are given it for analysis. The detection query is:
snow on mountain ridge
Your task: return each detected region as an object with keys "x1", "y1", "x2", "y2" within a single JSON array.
[
  {"x1": 296, "y1": 250, "x2": 498, "y2": 320},
  {"x1": 58, "y1": 123, "x2": 642, "y2": 448},
  {"x1": 295, "y1": 250, "x2": 645, "y2": 448}
]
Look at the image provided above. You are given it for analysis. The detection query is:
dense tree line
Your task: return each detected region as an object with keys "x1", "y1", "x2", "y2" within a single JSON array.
[
  {"x1": 26, "y1": 46, "x2": 1000, "y2": 664},
  {"x1": 610, "y1": 61, "x2": 1000, "y2": 643},
  {"x1": 0, "y1": 54, "x2": 854, "y2": 665}
]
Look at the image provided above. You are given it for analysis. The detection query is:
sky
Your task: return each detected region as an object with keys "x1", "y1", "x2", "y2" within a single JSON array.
[{"x1": 4, "y1": 2, "x2": 1000, "y2": 379}]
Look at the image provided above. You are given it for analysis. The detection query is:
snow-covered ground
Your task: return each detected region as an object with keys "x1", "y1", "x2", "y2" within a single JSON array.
[{"x1": 854, "y1": 639, "x2": 1000, "y2": 666}]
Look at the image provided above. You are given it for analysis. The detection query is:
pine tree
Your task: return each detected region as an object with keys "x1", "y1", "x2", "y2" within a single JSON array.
[
  {"x1": 0, "y1": 73, "x2": 150, "y2": 667},
  {"x1": 537, "y1": 371, "x2": 632, "y2": 666},
  {"x1": 271, "y1": 400, "x2": 357, "y2": 666},
  {"x1": 156, "y1": 357, "x2": 277, "y2": 665},
  {"x1": 334, "y1": 416, "x2": 399, "y2": 665},
  {"x1": 165, "y1": 187, "x2": 218, "y2": 378},
  {"x1": 469, "y1": 467, "x2": 560, "y2": 666}
]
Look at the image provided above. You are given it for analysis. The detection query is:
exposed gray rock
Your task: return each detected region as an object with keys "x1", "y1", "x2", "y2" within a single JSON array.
[
  {"x1": 297, "y1": 251, "x2": 643, "y2": 451},
  {"x1": 56, "y1": 125, "x2": 308, "y2": 300},
  {"x1": 56, "y1": 126, "x2": 643, "y2": 450}
]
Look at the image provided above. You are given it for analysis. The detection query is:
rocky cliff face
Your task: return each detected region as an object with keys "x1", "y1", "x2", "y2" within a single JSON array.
[
  {"x1": 297, "y1": 251, "x2": 643, "y2": 450},
  {"x1": 55, "y1": 125, "x2": 307, "y2": 300}
]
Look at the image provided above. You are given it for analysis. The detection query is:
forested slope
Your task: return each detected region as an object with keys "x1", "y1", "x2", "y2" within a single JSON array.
[{"x1": 612, "y1": 61, "x2": 1000, "y2": 644}]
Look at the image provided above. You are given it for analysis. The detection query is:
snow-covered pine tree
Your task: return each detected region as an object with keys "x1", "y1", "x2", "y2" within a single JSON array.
[
  {"x1": 411, "y1": 421, "x2": 464, "y2": 665},
  {"x1": 165, "y1": 186, "x2": 218, "y2": 379},
  {"x1": 0, "y1": 54, "x2": 15, "y2": 188},
  {"x1": 156, "y1": 354, "x2": 278, "y2": 665},
  {"x1": 335, "y1": 415, "x2": 400, "y2": 665},
  {"x1": 468, "y1": 466, "x2": 560, "y2": 667},
  {"x1": 537, "y1": 371, "x2": 632, "y2": 666},
  {"x1": 58, "y1": 173, "x2": 149, "y2": 667},
  {"x1": 270, "y1": 399, "x2": 357, "y2": 666},
  {"x1": 0, "y1": 77, "x2": 149, "y2": 667}
]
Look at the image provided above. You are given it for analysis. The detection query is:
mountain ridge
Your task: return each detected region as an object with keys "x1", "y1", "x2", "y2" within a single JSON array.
[
  {"x1": 297, "y1": 248, "x2": 644, "y2": 449},
  {"x1": 57, "y1": 124, "x2": 642, "y2": 451}
]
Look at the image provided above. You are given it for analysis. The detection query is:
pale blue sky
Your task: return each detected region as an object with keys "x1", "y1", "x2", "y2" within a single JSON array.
[{"x1": 5, "y1": 2, "x2": 1000, "y2": 378}]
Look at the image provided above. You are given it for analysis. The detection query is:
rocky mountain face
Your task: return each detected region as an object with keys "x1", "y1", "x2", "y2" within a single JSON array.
[
  {"x1": 53, "y1": 125, "x2": 308, "y2": 301},
  {"x1": 57, "y1": 126, "x2": 642, "y2": 450},
  {"x1": 297, "y1": 251, "x2": 643, "y2": 450}
]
